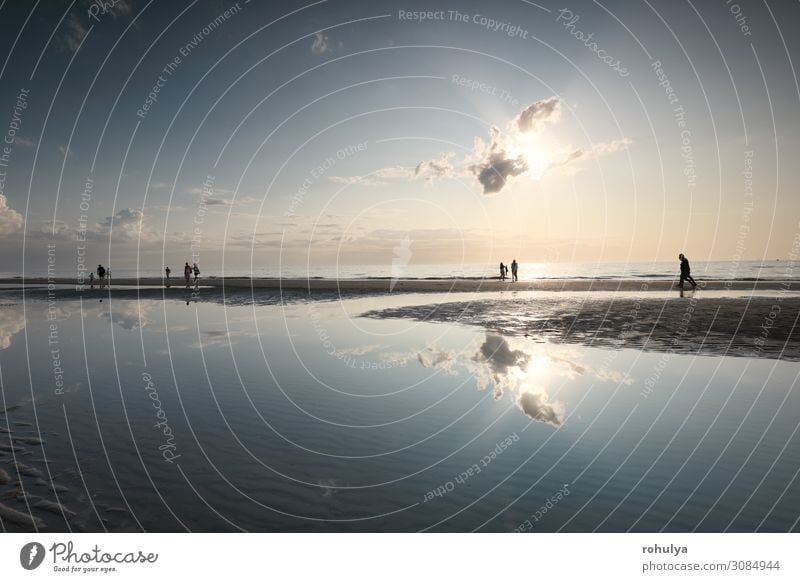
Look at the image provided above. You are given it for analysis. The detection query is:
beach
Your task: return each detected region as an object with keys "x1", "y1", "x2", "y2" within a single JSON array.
[
  {"x1": 0, "y1": 276, "x2": 795, "y2": 293},
  {"x1": 3, "y1": 277, "x2": 797, "y2": 362},
  {"x1": 2, "y1": 281, "x2": 799, "y2": 533}
]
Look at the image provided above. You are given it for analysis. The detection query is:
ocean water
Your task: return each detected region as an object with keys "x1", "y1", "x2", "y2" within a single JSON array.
[
  {"x1": 3, "y1": 259, "x2": 797, "y2": 281},
  {"x1": 0, "y1": 293, "x2": 798, "y2": 532}
]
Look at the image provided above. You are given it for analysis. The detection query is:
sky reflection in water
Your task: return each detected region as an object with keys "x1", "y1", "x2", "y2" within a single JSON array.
[{"x1": 0, "y1": 294, "x2": 798, "y2": 532}]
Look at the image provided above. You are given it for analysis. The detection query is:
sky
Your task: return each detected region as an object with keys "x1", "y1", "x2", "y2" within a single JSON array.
[{"x1": 0, "y1": 0, "x2": 798, "y2": 275}]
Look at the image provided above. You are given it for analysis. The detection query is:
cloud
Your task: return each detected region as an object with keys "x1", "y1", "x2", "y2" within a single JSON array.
[
  {"x1": 311, "y1": 32, "x2": 330, "y2": 54},
  {"x1": 356, "y1": 95, "x2": 630, "y2": 195},
  {"x1": 329, "y1": 166, "x2": 415, "y2": 187},
  {"x1": 58, "y1": 14, "x2": 88, "y2": 53},
  {"x1": 40, "y1": 219, "x2": 72, "y2": 240},
  {"x1": 546, "y1": 138, "x2": 633, "y2": 175},
  {"x1": 106, "y1": 0, "x2": 132, "y2": 17},
  {"x1": 34, "y1": 210, "x2": 162, "y2": 246},
  {"x1": 183, "y1": 186, "x2": 257, "y2": 208},
  {"x1": 99, "y1": 208, "x2": 141, "y2": 229},
  {"x1": 13, "y1": 137, "x2": 35, "y2": 148},
  {"x1": 415, "y1": 153, "x2": 455, "y2": 182},
  {"x1": 468, "y1": 127, "x2": 528, "y2": 194},
  {"x1": 93, "y1": 208, "x2": 166, "y2": 245},
  {"x1": 515, "y1": 97, "x2": 561, "y2": 133},
  {"x1": 0, "y1": 195, "x2": 24, "y2": 235},
  {"x1": 203, "y1": 197, "x2": 232, "y2": 206}
]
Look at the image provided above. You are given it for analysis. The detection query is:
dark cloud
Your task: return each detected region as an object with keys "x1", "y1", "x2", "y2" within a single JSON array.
[
  {"x1": 515, "y1": 97, "x2": 561, "y2": 133},
  {"x1": 469, "y1": 128, "x2": 527, "y2": 194},
  {"x1": 203, "y1": 197, "x2": 231, "y2": 206}
]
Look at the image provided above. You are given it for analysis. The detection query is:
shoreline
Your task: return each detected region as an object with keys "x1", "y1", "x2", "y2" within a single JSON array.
[
  {"x1": 2, "y1": 278, "x2": 797, "y2": 362},
  {"x1": 0, "y1": 277, "x2": 795, "y2": 293}
]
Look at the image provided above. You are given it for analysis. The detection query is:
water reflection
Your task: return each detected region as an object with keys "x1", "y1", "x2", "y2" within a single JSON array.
[
  {"x1": 0, "y1": 306, "x2": 25, "y2": 349},
  {"x1": 99, "y1": 301, "x2": 153, "y2": 330},
  {"x1": 1, "y1": 295, "x2": 798, "y2": 533},
  {"x1": 412, "y1": 333, "x2": 632, "y2": 425}
]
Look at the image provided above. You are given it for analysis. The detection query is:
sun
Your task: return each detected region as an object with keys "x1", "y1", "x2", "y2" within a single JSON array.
[{"x1": 516, "y1": 136, "x2": 550, "y2": 178}]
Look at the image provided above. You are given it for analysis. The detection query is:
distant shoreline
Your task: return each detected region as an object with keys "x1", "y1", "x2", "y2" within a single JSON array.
[{"x1": 0, "y1": 277, "x2": 796, "y2": 293}]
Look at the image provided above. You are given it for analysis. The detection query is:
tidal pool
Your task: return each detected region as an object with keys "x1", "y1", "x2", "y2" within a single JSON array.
[{"x1": 0, "y1": 293, "x2": 798, "y2": 532}]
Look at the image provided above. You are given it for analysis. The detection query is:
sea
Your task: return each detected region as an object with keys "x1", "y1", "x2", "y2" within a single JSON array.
[{"x1": 1, "y1": 259, "x2": 796, "y2": 281}]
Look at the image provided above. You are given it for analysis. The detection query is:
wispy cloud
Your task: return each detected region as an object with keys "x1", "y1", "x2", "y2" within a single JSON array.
[
  {"x1": 183, "y1": 186, "x2": 259, "y2": 208},
  {"x1": 58, "y1": 14, "x2": 88, "y2": 53},
  {"x1": 311, "y1": 31, "x2": 330, "y2": 54},
  {"x1": 329, "y1": 166, "x2": 415, "y2": 186},
  {"x1": 414, "y1": 152, "x2": 455, "y2": 182},
  {"x1": 13, "y1": 137, "x2": 36, "y2": 148},
  {"x1": 546, "y1": 138, "x2": 633, "y2": 175}
]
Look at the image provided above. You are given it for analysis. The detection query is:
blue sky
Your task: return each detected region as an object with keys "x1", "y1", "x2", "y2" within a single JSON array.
[{"x1": 0, "y1": 0, "x2": 798, "y2": 274}]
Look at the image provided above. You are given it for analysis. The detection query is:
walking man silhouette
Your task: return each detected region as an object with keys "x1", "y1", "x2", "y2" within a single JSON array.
[{"x1": 677, "y1": 253, "x2": 697, "y2": 289}]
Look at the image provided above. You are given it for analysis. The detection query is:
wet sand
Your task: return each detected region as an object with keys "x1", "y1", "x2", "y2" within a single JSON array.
[
  {"x1": 0, "y1": 415, "x2": 136, "y2": 532},
  {"x1": 363, "y1": 291, "x2": 800, "y2": 361},
  {"x1": 0, "y1": 276, "x2": 796, "y2": 293}
]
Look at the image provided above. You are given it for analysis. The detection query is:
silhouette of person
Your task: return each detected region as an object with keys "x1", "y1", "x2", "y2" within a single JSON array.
[
  {"x1": 511, "y1": 259, "x2": 518, "y2": 282},
  {"x1": 89, "y1": 272, "x2": 94, "y2": 288},
  {"x1": 183, "y1": 262, "x2": 192, "y2": 287},
  {"x1": 500, "y1": 262, "x2": 506, "y2": 281},
  {"x1": 97, "y1": 264, "x2": 106, "y2": 288},
  {"x1": 164, "y1": 266, "x2": 171, "y2": 288},
  {"x1": 677, "y1": 253, "x2": 697, "y2": 289},
  {"x1": 192, "y1": 263, "x2": 200, "y2": 284}
]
